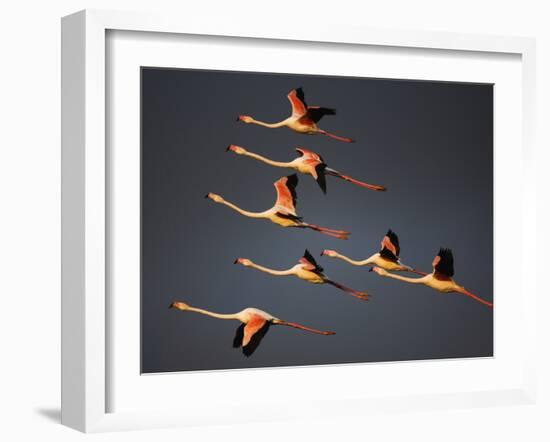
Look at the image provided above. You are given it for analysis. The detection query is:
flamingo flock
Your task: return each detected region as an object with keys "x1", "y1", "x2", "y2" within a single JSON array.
[{"x1": 169, "y1": 87, "x2": 492, "y2": 358}]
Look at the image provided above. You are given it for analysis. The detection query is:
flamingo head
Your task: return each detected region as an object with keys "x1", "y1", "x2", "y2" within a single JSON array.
[
  {"x1": 321, "y1": 249, "x2": 337, "y2": 257},
  {"x1": 169, "y1": 301, "x2": 190, "y2": 311},
  {"x1": 234, "y1": 258, "x2": 253, "y2": 267},
  {"x1": 237, "y1": 115, "x2": 253, "y2": 123},
  {"x1": 226, "y1": 144, "x2": 247, "y2": 155},
  {"x1": 205, "y1": 192, "x2": 223, "y2": 203}
]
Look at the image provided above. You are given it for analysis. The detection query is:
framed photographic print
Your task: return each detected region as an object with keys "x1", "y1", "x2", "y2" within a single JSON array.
[{"x1": 61, "y1": 9, "x2": 537, "y2": 432}]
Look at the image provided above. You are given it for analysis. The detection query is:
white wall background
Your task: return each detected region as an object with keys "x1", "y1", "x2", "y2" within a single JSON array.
[{"x1": 0, "y1": 1, "x2": 548, "y2": 441}]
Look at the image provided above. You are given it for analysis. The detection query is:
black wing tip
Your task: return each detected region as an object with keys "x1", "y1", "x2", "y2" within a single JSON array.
[
  {"x1": 315, "y1": 165, "x2": 328, "y2": 194},
  {"x1": 307, "y1": 107, "x2": 337, "y2": 123},
  {"x1": 383, "y1": 229, "x2": 400, "y2": 257},
  {"x1": 232, "y1": 323, "x2": 245, "y2": 348},
  {"x1": 379, "y1": 249, "x2": 398, "y2": 262},
  {"x1": 438, "y1": 247, "x2": 454, "y2": 258},
  {"x1": 294, "y1": 87, "x2": 306, "y2": 103},
  {"x1": 278, "y1": 174, "x2": 299, "y2": 201},
  {"x1": 286, "y1": 174, "x2": 299, "y2": 197},
  {"x1": 287, "y1": 173, "x2": 298, "y2": 181},
  {"x1": 436, "y1": 248, "x2": 455, "y2": 277},
  {"x1": 303, "y1": 248, "x2": 314, "y2": 262},
  {"x1": 385, "y1": 229, "x2": 399, "y2": 244},
  {"x1": 303, "y1": 249, "x2": 323, "y2": 273},
  {"x1": 242, "y1": 345, "x2": 255, "y2": 357}
]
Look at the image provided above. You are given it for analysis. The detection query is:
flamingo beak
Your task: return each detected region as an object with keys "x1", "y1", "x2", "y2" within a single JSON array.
[
  {"x1": 168, "y1": 302, "x2": 176, "y2": 309},
  {"x1": 204, "y1": 193, "x2": 210, "y2": 199},
  {"x1": 233, "y1": 258, "x2": 241, "y2": 264},
  {"x1": 368, "y1": 267, "x2": 374, "y2": 272}
]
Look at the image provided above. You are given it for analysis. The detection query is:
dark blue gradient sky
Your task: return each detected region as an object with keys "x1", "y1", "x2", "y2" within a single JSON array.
[{"x1": 141, "y1": 68, "x2": 493, "y2": 373}]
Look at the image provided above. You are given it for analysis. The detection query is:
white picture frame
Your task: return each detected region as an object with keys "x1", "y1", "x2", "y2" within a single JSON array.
[{"x1": 61, "y1": 9, "x2": 537, "y2": 433}]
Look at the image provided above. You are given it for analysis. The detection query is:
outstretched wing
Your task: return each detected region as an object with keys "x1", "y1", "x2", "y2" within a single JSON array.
[
  {"x1": 242, "y1": 322, "x2": 271, "y2": 357},
  {"x1": 234, "y1": 321, "x2": 271, "y2": 357},
  {"x1": 433, "y1": 248, "x2": 455, "y2": 277},
  {"x1": 295, "y1": 147, "x2": 324, "y2": 163},
  {"x1": 379, "y1": 229, "x2": 400, "y2": 261},
  {"x1": 242, "y1": 317, "x2": 269, "y2": 347},
  {"x1": 306, "y1": 106, "x2": 336, "y2": 123},
  {"x1": 287, "y1": 88, "x2": 308, "y2": 117},
  {"x1": 274, "y1": 174, "x2": 298, "y2": 212},
  {"x1": 295, "y1": 147, "x2": 327, "y2": 191},
  {"x1": 299, "y1": 249, "x2": 324, "y2": 274}
]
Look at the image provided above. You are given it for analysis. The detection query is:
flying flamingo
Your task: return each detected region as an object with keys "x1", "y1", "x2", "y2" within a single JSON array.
[
  {"x1": 238, "y1": 88, "x2": 354, "y2": 143},
  {"x1": 227, "y1": 145, "x2": 386, "y2": 194},
  {"x1": 206, "y1": 174, "x2": 350, "y2": 239},
  {"x1": 169, "y1": 301, "x2": 335, "y2": 356},
  {"x1": 321, "y1": 229, "x2": 426, "y2": 274},
  {"x1": 234, "y1": 249, "x2": 370, "y2": 301},
  {"x1": 371, "y1": 248, "x2": 493, "y2": 307}
]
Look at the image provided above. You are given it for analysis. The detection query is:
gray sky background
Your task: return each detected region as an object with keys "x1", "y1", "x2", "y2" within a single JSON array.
[{"x1": 141, "y1": 67, "x2": 493, "y2": 373}]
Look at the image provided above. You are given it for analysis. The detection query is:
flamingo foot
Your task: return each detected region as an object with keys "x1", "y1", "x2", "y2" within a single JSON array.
[{"x1": 319, "y1": 130, "x2": 355, "y2": 143}]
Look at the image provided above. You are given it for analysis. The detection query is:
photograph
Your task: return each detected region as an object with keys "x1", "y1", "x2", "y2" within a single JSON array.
[{"x1": 140, "y1": 67, "x2": 494, "y2": 373}]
